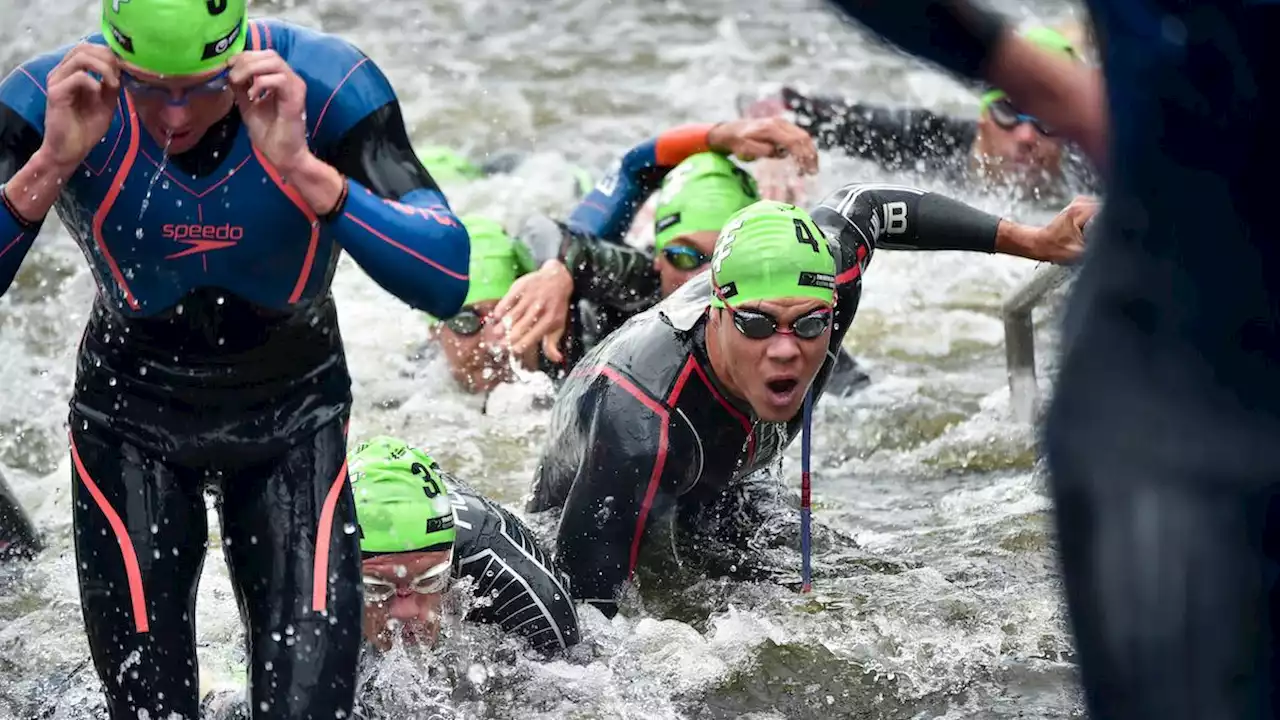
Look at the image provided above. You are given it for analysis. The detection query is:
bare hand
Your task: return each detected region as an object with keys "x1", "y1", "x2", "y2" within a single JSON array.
[
  {"x1": 42, "y1": 43, "x2": 121, "y2": 168},
  {"x1": 492, "y1": 261, "x2": 575, "y2": 364},
  {"x1": 707, "y1": 117, "x2": 819, "y2": 175},
  {"x1": 1031, "y1": 195, "x2": 1099, "y2": 263},
  {"x1": 228, "y1": 51, "x2": 310, "y2": 173},
  {"x1": 753, "y1": 157, "x2": 809, "y2": 204}
]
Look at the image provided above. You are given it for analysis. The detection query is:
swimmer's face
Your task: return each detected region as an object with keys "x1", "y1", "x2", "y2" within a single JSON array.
[
  {"x1": 655, "y1": 231, "x2": 718, "y2": 297},
  {"x1": 437, "y1": 300, "x2": 514, "y2": 394},
  {"x1": 361, "y1": 549, "x2": 453, "y2": 651},
  {"x1": 711, "y1": 296, "x2": 832, "y2": 422},
  {"x1": 120, "y1": 62, "x2": 235, "y2": 156},
  {"x1": 975, "y1": 100, "x2": 1065, "y2": 191}
]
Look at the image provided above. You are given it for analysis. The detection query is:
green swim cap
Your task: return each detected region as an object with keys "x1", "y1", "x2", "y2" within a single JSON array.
[
  {"x1": 461, "y1": 215, "x2": 535, "y2": 307},
  {"x1": 418, "y1": 146, "x2": 485, "y2": 185},
  {"x1": 654, "y1": 153, "x2": 760, "y2": 252},
  {"x1": 980, "y1": 27, "x2": 1078, "y2": 111},
  {"x1": 710, "y1": 200, "x2": 835, "y2": 309},
  {"x1": 103, "y1": 0, "x2": 247, "y2": 77},
  {"x1": 348, "y1": 436, "x2": 456, "y2": 555}
]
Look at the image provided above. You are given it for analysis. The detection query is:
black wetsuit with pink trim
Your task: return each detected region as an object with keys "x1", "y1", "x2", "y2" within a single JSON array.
[
  {"x1": 526, "y1": 182, "x2": 1004, "y2": 617},
  {"x1": 0, "y1": 19, "x2": 469, "y2": 720}
]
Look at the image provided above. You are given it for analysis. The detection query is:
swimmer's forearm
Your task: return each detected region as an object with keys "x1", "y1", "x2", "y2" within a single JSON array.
[
  {"x1": 824, "y1": 0, "x2": 1007, "y2": 81},
  {"x1": 330, "y1": 180, "x2": 470, "y2": 317},
  {"x1": 0, "y1": 150, "x2": 69, "y2": 296},
  {"x1": 566, "y1": 124, "x2": 714, "y2": 241},
  {"x1": 3, "y1": 148, "x2": 75, "y2": 226},
  {"x1": 277, "y1": 153, "x2": 345, "y2": 218}
]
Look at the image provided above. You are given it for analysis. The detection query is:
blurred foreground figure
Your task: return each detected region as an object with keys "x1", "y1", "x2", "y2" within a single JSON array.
[{"x1": 824, "y1": 1, "x2": 1280, "y2": 718}]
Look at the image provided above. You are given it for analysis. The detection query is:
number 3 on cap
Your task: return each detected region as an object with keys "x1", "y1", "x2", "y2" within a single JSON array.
[{"x1": 794, "y1": 218, "x2": 819, "y2": 252}]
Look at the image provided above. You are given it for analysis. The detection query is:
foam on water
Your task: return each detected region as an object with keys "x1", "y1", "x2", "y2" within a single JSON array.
[{"x1": 0, "y1": 0, "x2": 1085, "y2": 717}]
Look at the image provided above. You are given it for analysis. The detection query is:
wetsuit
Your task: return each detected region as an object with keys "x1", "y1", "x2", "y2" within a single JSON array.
[
  {"x1": 0, "y1": 20, "x2": 468, "y2": 720},
  {"x1": 769, "y1": 87, "x2": 1100, "y2": 196},
  {"x1": 527, "y1": 181, "x2": 1004, "y2": 616},
  {"x1": 200, "y1": 478, "x2": 578, "y2": 720},
  {"x1": 516, "y1": 131, "x2": 869, "y2": 393},
  {"x1": 823, "y1": 2, "x2": 1280, "y2": 717},
  {"x1": 0, "y1": 467, "x2": 39, "y2": 560},
  {"x1": 443, "y1": 474, "x2": 580, "y2": 653}
]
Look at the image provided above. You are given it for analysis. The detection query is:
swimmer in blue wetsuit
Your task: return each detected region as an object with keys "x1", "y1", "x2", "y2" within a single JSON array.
[{"x1": 0, "y1": 0, "x2": 469, "y2": 718}]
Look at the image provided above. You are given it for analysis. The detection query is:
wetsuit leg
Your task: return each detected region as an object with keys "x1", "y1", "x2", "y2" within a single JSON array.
[
  {"x1": 1048, "y1": 432, "x2": 1280, "y2": 719},
  {"x1": 0, "y1": 467, "x2": 40, "y2": 560},
  {"x1": 70, "y1": 420, "x2": 209, "y2": 720},
  {"x1": 217, "y1": 416, "x2": 361, "y2": 720}
]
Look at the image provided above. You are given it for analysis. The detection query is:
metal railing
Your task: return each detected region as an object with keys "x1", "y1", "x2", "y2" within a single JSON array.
[{"x1": 1001, "y1": 264, "x2": 1075, "y2": 425}]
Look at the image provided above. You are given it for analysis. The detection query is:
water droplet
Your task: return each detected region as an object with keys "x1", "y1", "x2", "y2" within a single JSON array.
[
  {"x1": 264, "y1": 661, "x2": 273, "y2": 671},
  {"x1": 175, "y1": 304, "x2": 184, "y2": 315},
  {"x1": 271, "y1": 631, "x2": 282, "y2": 642},
  {"x1": 150, "y1": 524, "x2": 159, "y2": 534},
  {"x1": 108, "y1": 377, "x2": 117, "y2": 386},
  {"x1": 216, "y1": 296, "x2": 225, "y2": 305},
  {"x1": 217, "y1": 337, "x2": 225, "y2": 346},
  {"x1": 342, "y1": 522, "x2": 356, "y2": 535},
  {"x1": 250, "y1": 535, "x2": 258, "y2": 544},
  {"x1": 138, "y1": 366, "x2": 147, "y2": 376},
  {"x1": 135, "y1": 227, "x2": 144, "y2": 240}
]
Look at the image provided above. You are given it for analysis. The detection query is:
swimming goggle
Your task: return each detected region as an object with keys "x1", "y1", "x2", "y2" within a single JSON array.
[
  {"x1": 362, "y1": 551, "x2": 454, "y2": 604},
  {"x1": 442, "y1": 307, "x2": 492, "y2": 337},
  {"x1": 986, "y1": 98, "x2": 1055, "y2": 137},
  {"x1": 661, "y1": 245, "x2": 712, "y2": 271},
  {"x1": 725, "y1": 306, "x2": 833, "y2": 340},
  {"x1": 121, "y1": 68, "x2": 231, "y2": 106}
]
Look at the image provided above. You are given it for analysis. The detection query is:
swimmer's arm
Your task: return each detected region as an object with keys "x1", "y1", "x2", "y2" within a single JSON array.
[
  {"x1": 304, "y1": 100, "x2": 469, "y2": 318},
  {"x1": 566, "y1": 124, "x2": 715, "y2": 242},
  {"x1": 822, "y1": 0, "x2": 1007, "y2": 82},
  {"x1": 553, "y1": 380, "x2": 686, "y2": 618},
  {"x1": 0, "y1": 94, "x2": 52, "y2": 297},
  {"x1": 779, "y1": 88, "x2": 976, "y2": 170},
  {"x1": 810, "y1": 183, "x2": 1001, "y2": 261},
  {"x1": 516, "y1": 217, "x2": 661, "y2": 314}
]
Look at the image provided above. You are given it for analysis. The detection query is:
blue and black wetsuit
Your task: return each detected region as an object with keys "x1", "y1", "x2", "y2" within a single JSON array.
[
  {"x1": 0, "y1": 19, "x2": 468, "y2": 720},
  {"x1": 527, "y1": 181, "x2": 1004, "y2": 616},
  {"x1": 517, "y1": 128, "x2": 868, "y2": 393}
]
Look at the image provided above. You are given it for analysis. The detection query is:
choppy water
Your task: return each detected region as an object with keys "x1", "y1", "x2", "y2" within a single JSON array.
[{"x1": 0, "y1": 0, "x2": 1089, "y2": 717}]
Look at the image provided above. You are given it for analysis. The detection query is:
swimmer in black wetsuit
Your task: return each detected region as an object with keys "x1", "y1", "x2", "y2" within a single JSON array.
[
  {"x1": 429, "y1": 118, "x2": 820, "y2": 393},
  {"x1": 201, "y1": 436, "x2": 578, "y2": 719},
  {"x1": 497, "y1": 135, "x2": 871, "y2": 397},
  {"x1": 0, "y1": 1, "x2": 470, "y2": 717},
  {"x1": 527, "y1": 191, "x2": 1093, "y2": 617},
  {"x1": 740, "y1": 26, "x2": 1099, "y2": 203}
]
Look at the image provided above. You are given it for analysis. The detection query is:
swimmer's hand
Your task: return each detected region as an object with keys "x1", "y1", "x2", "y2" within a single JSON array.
[
  {"x1": 707, "y1": 117, "x2": 819, "y2": 175},
  {"x1": 998, "y1": 195, "x2": 1098, "y2": 264},
  {"x1": 41, "y1": 43, "x2": 121, "y2": 169},
  {"x1": 229, "y1": 51, "x2": 311, "y2": 175},
  {"x1": 493, "y1": 260, "x2": 574, "y2": 364}
]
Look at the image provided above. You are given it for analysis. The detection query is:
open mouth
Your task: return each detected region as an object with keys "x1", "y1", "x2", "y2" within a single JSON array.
[{"x1": 766, "y1": 378, "x2": 798, "y2": 395}]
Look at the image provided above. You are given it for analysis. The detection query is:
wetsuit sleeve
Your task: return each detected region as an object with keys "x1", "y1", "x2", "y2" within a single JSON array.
[
  {"x1": 298, "y1": 31, "x2": 468, "y2": 317},
  {"x1": 452, "y1": 491, "x2": 580, "y2": 653},
  {"x1": 781, "y1": 88, "x2": 977, "y2": 171},
  {"x1": 516, "y1": 214, "x2": 662, "y2": 314},
  {"x1": 565, "y1": 124, "x2": 714, "y2": 243},
  {"x1": 823, "y1": 0, "x2": 1009, "y2": 81},
  {"x1": 810, "y1": 182, "x2": 1000, "y2": 259},
  {"x1": 0, "y1": 62, "x2": 53, "y2": 298},
  {"x1": 548, "y1": 373, "x2": 695, "y2": 617}
]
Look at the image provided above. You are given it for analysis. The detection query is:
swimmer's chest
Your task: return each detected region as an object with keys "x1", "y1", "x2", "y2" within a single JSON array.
[{"x1": 64, "y1": 116, "x2": 333, "y2": 312}]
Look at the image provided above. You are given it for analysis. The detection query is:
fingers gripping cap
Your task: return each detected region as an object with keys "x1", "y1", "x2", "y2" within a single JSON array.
[
  {"x1": 710, "y1": 200, "x2": 836, "y2": 309},
  {"x1": 348, "y1": 436, "x2": 456, "y2": 555},
  {"x1": 103, "y1": 0, "x2": 247, "y2": 77},
  {"x1": 654, "y1": 152, "x2": 760, "y2": 252}
]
